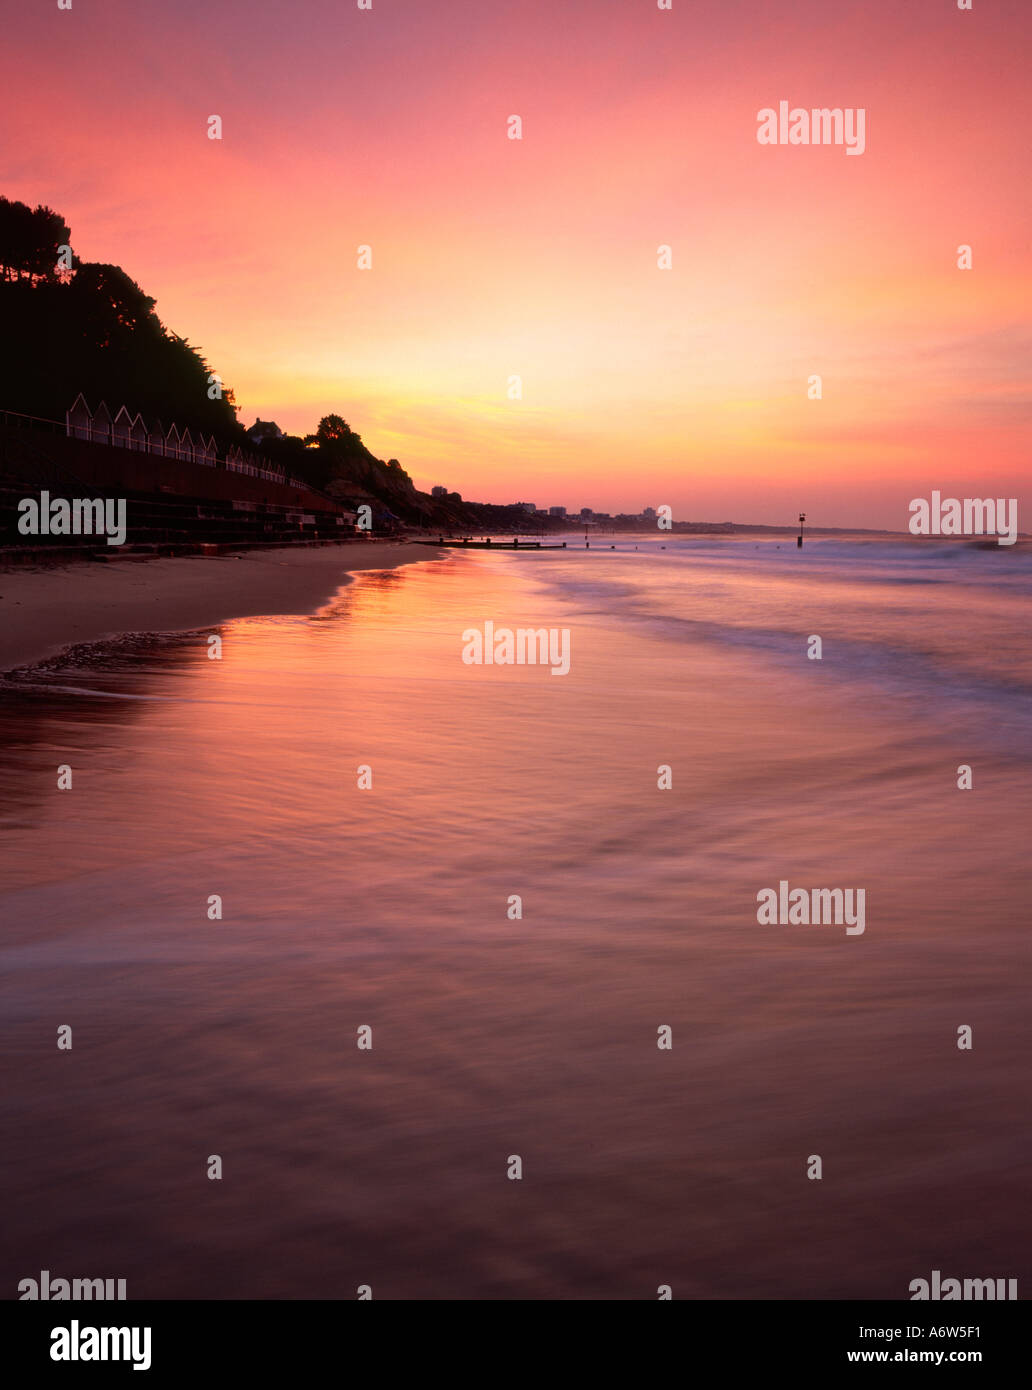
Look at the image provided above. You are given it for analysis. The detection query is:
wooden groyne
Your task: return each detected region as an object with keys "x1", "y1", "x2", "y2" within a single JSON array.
[{"x1": 415, "y1": 538, "x2": 568, "y2": 550}]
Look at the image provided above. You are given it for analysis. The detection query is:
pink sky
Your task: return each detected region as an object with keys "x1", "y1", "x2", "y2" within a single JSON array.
[{"x1": 2, "y1": 0, "x2": 1029, "y2": 528}]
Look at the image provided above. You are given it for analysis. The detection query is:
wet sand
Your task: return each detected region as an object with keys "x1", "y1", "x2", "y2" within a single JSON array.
[
  {"x1": 0, "y1": 542, "x2": 427, "y2": 671},
  {"x1": 2, "y1": 539, "x2": 1029, "y2": 1298}
]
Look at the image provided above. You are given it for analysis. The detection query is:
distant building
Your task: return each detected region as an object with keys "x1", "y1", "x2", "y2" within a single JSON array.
[
  {"x1": 431, "y1": 485, "x2": 448, "y2": 497},
  {"x1": 247, "y1": 419, "x2": 284, "y2": 444},
  {"x1": 549, "y1": 506, "x2": 566, "y2": 518},
  {"x1": 643, "y1": 506, "x2": 656, "y2": 519},
  {"x1": 579, "y1": 507, "x2": 593, "y2": 518},
  {"x1": 514, "y1": 502, "x2": 537, "y2": 513}
]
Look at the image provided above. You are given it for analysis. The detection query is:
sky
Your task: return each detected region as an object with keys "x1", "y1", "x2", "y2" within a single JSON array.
[{"x1": 2, "y1": 0, "x2": 1029, "y2": 528}]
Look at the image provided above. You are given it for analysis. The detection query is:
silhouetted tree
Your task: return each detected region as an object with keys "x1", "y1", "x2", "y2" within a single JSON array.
[
  {"x1": 316, "y1": 415, "x2": 353, "y2": 443},
  {"x1": 0, "y1": 197, "x2": 70, "y2": 282},
  {"x1": 0, "y1": 196, "x2": 241, "y2": 442},
  {"x1": 68, "y1": 263, "x2": 158, "y2": 344}
]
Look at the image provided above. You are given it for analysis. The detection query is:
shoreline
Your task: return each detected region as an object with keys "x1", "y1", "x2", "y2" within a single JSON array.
[{"x1": 0, "y1": 542, "x2": 432, "y2": 673}]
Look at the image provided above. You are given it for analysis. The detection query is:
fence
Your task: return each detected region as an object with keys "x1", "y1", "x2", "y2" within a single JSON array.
[{"x1": 54, "y1": 395, "x2": 310, "y2": 490}]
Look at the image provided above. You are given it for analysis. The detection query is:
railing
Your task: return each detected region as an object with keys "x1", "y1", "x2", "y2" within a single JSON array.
[
  {"x1": 1, "y1": 407, "x2": 316, "y2": 494},
  {"x1": 1, "y1": 408, "x2": 67, "y2": 434},
  {"x1": 0, "y1": 411, "x2": 103, "y2": 499}
]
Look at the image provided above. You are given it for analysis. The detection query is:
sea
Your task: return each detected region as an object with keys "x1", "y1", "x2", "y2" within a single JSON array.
[{"x1": 2, "y1": 533, "x2": 1030, "y2": 1299}]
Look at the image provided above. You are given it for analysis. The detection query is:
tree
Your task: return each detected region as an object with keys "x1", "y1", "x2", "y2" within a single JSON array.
[
  {"x1": 68, "y1": 263, "x2": 159, "y2": 344},
  {"x1": 0, "y1": 196, "x2": 70, "y2": 282},
  {"x1": 316, "y1": 414, "x2": 353, "y2": 443},
  {"x1": 0, "y1": 207, "x2": 242, "y2": 439}
]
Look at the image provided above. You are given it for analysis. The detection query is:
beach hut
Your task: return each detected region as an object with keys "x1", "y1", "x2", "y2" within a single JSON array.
[
  {"x1": 66, "y1": 393, "x2": 92, "y2": 441},
  {"x1": 90, "y1": 401, "x2": 112, "y2": 446},
  {"x1": 148, "y1": 418, "x2": 166, "y2": 456},
  {"x1": 112, "y1": 405, "x2": 133, "y2": 451},
  {"x1": 165, "y1": 423, "x2": 183, "y2": 460},
  {"x1": 179, "y1": 426, "x2": 196, "y2": 464},
  {"x1": 129, "y1": 413, "x2": 148, "y2": 452},
  {"x1": 199, "y1": 434, "x2": 217, "y2": 466}
]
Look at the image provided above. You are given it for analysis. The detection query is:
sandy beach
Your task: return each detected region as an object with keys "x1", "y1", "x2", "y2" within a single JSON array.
[{"x1": 0, "y1": 542, "x2": 428, "y2": 672}]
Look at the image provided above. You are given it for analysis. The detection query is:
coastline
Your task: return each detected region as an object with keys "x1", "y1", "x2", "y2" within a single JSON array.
[{"x1": 0, "y1": 541, "x2": 432, "y2": 672}]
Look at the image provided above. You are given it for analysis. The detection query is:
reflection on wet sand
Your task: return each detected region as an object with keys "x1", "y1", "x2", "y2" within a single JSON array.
[{"x1": 2, "y1": 546, "x2": 1030, "y2": 1299}]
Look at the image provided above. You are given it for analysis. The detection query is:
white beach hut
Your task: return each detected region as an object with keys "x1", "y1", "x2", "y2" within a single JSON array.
[
  {"x1": 112, "y1": 405, "x2": 133, "y2": 451},
  {"x1": 129, "y1": 413, "x2": 148, "y2": 452},
  {"x1": 66, "y1": 392, "x2": 92, "y2": 441},
  {"x1": 90, "y1": 400, "x2": 112, "y2": 446}
]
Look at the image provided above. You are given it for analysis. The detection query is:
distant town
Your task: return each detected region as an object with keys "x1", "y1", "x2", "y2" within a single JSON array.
[{"x1": 429, "y1": 488, "x2": 662, "y2": 528}]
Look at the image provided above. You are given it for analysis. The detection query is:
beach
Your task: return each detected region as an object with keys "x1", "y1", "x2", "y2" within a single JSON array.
[
  {"x1": 2, "y1": 534, "x2": 1029, "y2": 1299},
  {"x1": 0, "y1": 542, "x2": 422, "y2": 672}
]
